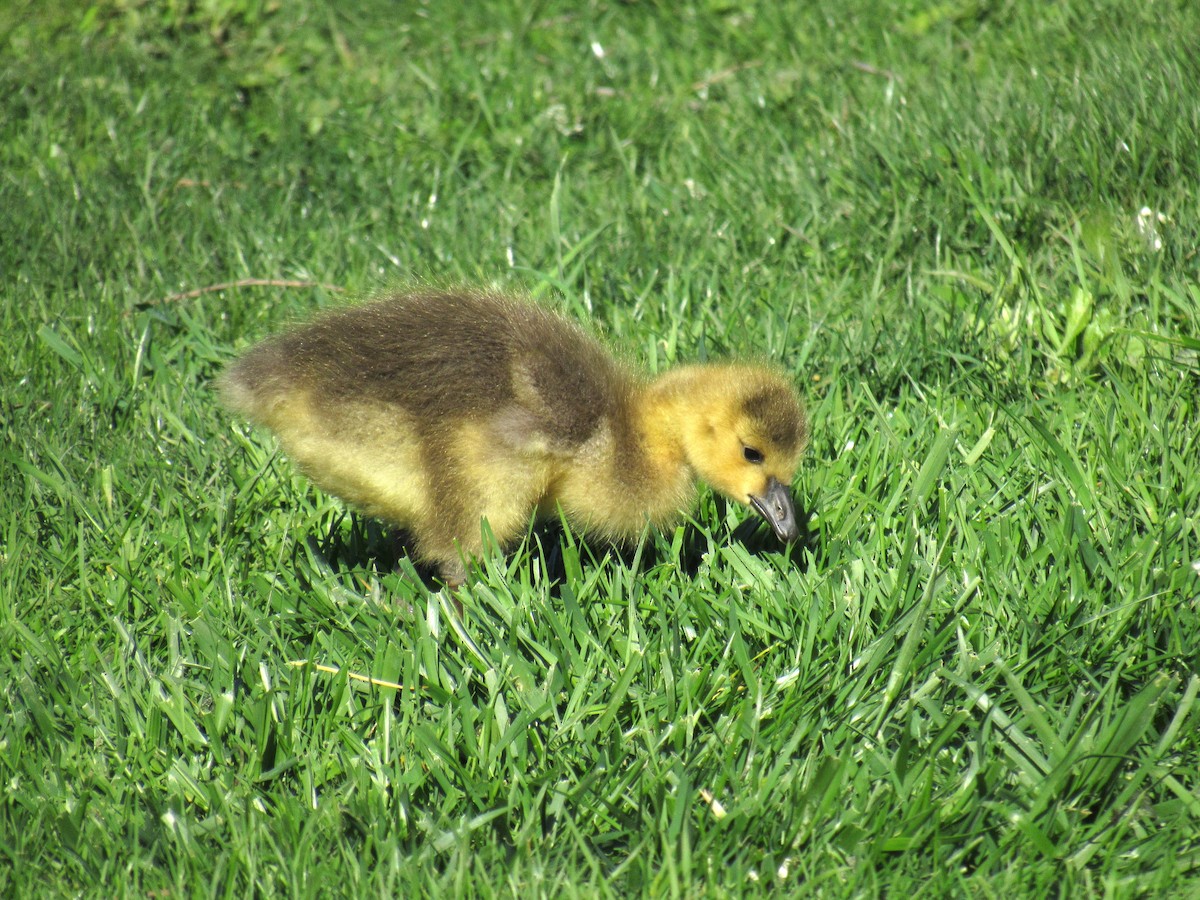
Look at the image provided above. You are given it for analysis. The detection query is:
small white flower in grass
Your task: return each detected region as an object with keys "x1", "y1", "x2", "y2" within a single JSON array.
[
  {"x1": 747, "y1": 870, "x2": 759, "y2": 883},
  {"x1": 591, "y1": 41, "x2": 605, "y2": 59},
  {"x1": 843, "y1": 438, "x2": 855, "y2": 453},
  {"x1": 161, "y1": 809, "x2": 179, "y2": 830},
  {"x1": 1136, "y1": 206, "x2": 1167, "y2": 252},
  {"x1": 1192, "y1": 559, "x2": 1200, "y2": 576},
  {"x1": 777, "y1": 858, "x2": 792, "y2": 879}
]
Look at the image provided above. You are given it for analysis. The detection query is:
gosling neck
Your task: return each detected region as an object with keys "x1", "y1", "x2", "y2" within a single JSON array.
[{"x1": 633, "y1": 365, "x2": 720, "y2": 477}]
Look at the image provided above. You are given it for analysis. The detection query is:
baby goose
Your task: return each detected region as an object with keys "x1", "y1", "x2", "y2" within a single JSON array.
[{"x1": 219, "y1": 289, "x2": 808, "y2": 585}]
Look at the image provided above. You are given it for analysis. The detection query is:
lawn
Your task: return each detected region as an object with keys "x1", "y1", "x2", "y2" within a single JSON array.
[{"x1": 3, "y1": 0, "x2": 1199, "y2": 895}]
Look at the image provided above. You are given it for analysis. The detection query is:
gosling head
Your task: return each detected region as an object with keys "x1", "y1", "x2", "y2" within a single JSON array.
[{"x1": 679, "y1": 365, "x2": 809, "y2": 543}]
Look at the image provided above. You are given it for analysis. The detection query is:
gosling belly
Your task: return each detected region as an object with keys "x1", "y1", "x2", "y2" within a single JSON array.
[{"x1": 267, "y1": 393, "x2": 432, "y2": 532}]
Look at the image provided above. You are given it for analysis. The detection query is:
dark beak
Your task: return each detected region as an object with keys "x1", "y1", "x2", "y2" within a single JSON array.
[{"x1": 749, "y1": 476, "x2": 799, "y2": 543}]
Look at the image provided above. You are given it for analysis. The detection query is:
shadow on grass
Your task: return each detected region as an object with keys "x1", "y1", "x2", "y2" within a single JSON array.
[
  {"x1": 712, "y1": 494, "x2": 820, "y2": 574},
  {"x1": 299, "y1": 501, "x2": 820, "y2": 594}
]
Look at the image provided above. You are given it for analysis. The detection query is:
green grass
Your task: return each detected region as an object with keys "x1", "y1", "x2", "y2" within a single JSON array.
[{"x1": 3, "y1": 0, "x2": 1199, "y2": 895}]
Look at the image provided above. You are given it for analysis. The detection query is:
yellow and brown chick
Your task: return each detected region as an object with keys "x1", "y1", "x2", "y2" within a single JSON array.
[{"x1": 219, "y1": 289, "x2": 809, "y2": 584}]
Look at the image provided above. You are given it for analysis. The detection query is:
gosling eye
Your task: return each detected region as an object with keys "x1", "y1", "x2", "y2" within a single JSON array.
[{"x1": 743, "y1": 446, "x2": 764, "y2": 464}]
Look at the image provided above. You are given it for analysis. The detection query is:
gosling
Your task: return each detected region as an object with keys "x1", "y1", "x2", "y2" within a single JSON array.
[{"x1": 219, "y1": 289, "x2": 809, "y2": 585}]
